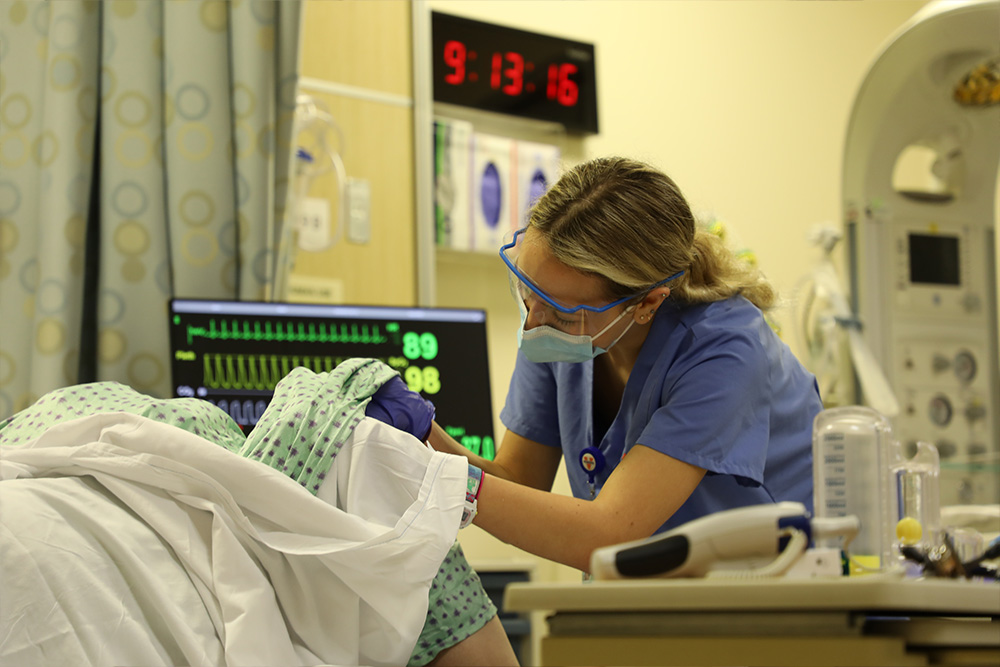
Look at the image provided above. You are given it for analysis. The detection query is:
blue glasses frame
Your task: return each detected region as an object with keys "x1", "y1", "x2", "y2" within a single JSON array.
[{"x1": 499, "y1": 227, "x2": 685, "y2": 315}]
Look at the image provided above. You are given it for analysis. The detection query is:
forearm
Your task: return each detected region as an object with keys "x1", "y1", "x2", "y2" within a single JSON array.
[
  {"x1": 469, "y1": 447, "x2": 706, "y2": 572},
  {"x1": 426, "y1": 421, "x2": 521, "y2": 482},
  {"x1": 471, "y1": 473, "x2": 642, "y2": 573}
]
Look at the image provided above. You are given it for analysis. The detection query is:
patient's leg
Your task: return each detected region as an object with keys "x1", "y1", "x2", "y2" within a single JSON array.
[
  {"x1": 408, "y1": 542, "x2": 519, "y2": 666},
  {"x1": 427, "y1": 615, "x2": 518, "y2": 667}
]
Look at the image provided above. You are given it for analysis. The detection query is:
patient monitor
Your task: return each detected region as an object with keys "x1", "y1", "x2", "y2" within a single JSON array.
[
  {"x1": 843, "y1": 0, "x2": 999, "y2": 505},
  {"x1": 168, "y1": 299, "x2": 497, "y2": 459}
]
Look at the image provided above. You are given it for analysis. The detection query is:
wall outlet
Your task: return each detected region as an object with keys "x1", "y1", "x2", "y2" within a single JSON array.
[
  {"x1": 297, "y1": 197, "x2": 331, "y2": 251},
  {"x1": 347, "y1": 178, "x2": 371, "y2": 244}
]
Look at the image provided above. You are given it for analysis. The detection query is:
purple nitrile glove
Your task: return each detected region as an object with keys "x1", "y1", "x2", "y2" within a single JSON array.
[{"x1": 365, "y1": 374, "x2": 436, "y2": 441}]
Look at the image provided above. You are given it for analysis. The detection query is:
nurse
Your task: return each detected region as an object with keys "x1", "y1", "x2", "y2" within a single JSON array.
[{"x1": 428, "y1": 156, "x2": 822, "y2": 573}]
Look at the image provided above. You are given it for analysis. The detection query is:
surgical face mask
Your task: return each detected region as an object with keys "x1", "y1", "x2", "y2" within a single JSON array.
[
  {"x1": 516, "y1": 297, "x2": 637, "y2": 363},
  {"x1": 500, "y1": 226, "x2": 685, "y2": 363}
]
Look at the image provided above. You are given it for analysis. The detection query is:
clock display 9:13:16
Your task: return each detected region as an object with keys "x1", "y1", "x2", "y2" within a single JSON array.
[{"x1": 441, "y1": 39, "x2": 581, "y2": 107}]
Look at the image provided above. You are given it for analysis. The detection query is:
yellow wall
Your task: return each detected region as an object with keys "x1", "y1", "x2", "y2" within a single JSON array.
[
  {"x1": 427, "y1": 0, "x2": 933, "y2": 339},
  {"x1": 294, "y1": 0, "x2": 416, "y2": 306},
  {"x1": 300, "y1": 0, "x2": 991, "y2": 584},
  {"x1": 299, "y1": 3, "x2": 996, "y2": 659},
  {"x1": 424, "y1": 0, "x2": 935, "y2": 587}
]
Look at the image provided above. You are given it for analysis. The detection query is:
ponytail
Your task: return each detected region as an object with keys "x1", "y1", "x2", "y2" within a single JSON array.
[
  {"x1": 531, "y1": 156, "x2": 778, "y2": 312},
  {"x1": 671, "y1": 230, "x2": 777, "y2": 310}
]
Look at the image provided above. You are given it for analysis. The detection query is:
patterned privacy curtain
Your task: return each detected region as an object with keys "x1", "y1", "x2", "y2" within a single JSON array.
[{"x1": 0, "y1": 0, "x2": 302, "y2": 418}]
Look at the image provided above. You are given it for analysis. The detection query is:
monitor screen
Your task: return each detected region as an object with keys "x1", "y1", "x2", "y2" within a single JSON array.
[
  {"x1": 168, "y1": 299, "x2": 495, "y2": 459},
  {"x1": 909, "y1": 233, "x2": 960, "y2": 286}
]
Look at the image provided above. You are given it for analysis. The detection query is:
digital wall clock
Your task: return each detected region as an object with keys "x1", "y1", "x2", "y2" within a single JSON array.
[{"x1": 431, "y1": 11, "x2": 599, "y2": 134}]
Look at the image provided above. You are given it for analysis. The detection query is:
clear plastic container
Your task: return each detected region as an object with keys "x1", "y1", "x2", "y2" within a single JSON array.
[
  {"x1": 812, "y1": 406, "x2": 897, "y2": 572},
  {"x1": 946, "y1": 526, "x2": 985, "y2": 564},
  {"x1": 891, "y1": 440, "x2": 941, "y2": 552}
]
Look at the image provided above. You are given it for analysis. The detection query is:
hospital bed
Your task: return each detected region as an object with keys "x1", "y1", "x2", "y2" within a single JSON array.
[{"x1": 0, "y1": 367, "x2": 469, "y2": 667}]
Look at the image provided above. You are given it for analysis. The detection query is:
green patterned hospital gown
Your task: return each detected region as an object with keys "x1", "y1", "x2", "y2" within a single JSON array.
[{"x1": 0, "y1": 358, "x2": 496, "y2": 666}]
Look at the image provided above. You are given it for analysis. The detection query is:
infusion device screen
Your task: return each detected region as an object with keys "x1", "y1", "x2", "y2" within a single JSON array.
[
  {"x1": 168, "y1": 299, "x2": 496, "y2": 459},
  {"x1": 909, "y1": 233, "x2": 960, "y2": 285}
]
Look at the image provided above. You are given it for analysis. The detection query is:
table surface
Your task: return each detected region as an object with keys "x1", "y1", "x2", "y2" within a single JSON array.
[{"x1": 504, "y1": 575, "x2": 1000, "y2": 617}]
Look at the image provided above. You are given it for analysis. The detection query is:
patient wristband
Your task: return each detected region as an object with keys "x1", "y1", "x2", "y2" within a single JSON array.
[{"x1": 460, "y1": 465, "x2": 484, "y2": 529}]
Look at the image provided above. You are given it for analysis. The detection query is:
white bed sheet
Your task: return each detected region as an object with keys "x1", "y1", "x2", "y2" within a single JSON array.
[{"x1": 1, "y1": 413, "x2": 466, "y2": 667}]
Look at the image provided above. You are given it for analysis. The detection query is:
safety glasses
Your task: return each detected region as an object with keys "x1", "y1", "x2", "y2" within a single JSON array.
[
  {"x1": 499, "y1": 227, "x2": 684, "y2": 333},
  {"x1": 500, "y1": 228, "x2": 639, "y2": 315}
]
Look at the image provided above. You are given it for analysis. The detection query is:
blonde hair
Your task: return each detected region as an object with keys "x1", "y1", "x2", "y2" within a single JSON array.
[{"x1": 528, "y1": 156, "x2": 777, "y2": 310}]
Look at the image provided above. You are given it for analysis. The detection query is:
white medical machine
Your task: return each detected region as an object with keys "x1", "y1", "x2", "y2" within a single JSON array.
[
  {"x1": 589, "y1": 502, "x2": 860, "y2": 580},
  {"x1": 843, "y1": 0, "x2": 1000, "y2": 506}
]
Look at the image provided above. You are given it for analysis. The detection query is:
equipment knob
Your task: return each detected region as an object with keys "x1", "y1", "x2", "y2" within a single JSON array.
[
  {"x1": 964, "y1": 402, "x2": 986, "y2": 422},
  {"x1": 928, "y1": 395, "x2": 953, "y2": 427},
  {"x1": 961, "y1": 293, "x2": 981, "y2": 313},
  {"x1": 954, "y1": 350, "x2": 977, "y2": 383},
  {"x1": 932, "y1": 354, "x2": 951, "y2": 373},
  {"x1": 934, "y1": 440, "x2": 957, "y2": 459}
]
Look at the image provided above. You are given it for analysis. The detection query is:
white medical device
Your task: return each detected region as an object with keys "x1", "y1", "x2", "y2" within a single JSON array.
[
  {"x1": 843, "y1": 0, "x2": 1000, "y2": 506},
  {"x1": 589, "y1": 502, "x2": 860, "y2": 580}
]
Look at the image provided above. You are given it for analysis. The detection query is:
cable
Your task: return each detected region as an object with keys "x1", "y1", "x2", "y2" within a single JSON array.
[{"x1": 706, "y1": 528, "x2": 809, "y2": 579}]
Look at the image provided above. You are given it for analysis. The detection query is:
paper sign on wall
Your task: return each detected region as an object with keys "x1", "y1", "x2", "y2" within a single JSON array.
[
  {"x1": 433, "y1": 118, "x2": 474, "y2": 250},
  {"x1": 471, "y1": 131, "x2": 516, "y2": 253},
  {"x1": 514, "y1": 140, "x2": 561, "y2": 229}
]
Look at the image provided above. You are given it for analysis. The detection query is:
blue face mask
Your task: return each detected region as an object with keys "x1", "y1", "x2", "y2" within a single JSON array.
[{"x1": 516, "y1": 298, "x2": 637, "y2": 363}]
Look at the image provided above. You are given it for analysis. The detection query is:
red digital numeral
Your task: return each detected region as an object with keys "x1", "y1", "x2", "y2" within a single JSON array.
[
  {"x1": 491, "y1": 52, "x2": 524, "y2": 96},
  {"x1": 491, "y1": 52, "x2": 502, "y2": 89},
  {"x1": 503, "y1": 52, "x2": 523, "y2": 95},
  {"x1": 547, "y1": 63, "x2": 579, "y2": 106},
  {"x1": 443, "y1": 40, "x2": 466, "y2": 85}
]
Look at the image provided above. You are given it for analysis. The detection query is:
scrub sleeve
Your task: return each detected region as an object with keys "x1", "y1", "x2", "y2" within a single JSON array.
[{"x1": 501, "y1": 296, "x2": 820, "y2": 532}]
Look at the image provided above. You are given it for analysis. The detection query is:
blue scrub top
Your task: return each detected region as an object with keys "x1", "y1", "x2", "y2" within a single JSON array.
[{"x1": 500, "y1": 295, "x2": 821, "y2": 533}]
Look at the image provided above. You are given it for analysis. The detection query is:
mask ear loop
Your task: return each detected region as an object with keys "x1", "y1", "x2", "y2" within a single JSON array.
[{"x1": 595, "y1": 307, "x2": 637, "y2": 352}]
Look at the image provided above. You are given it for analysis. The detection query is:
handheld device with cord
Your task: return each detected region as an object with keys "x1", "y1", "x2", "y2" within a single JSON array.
[{"x1": 589, "y1": 502, "x2": 861, "y2": 580}]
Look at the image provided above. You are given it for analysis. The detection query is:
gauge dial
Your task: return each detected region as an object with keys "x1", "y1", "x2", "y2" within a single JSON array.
[{"x1": 928, "y1": 394, "x2": 953, "y2": 427}]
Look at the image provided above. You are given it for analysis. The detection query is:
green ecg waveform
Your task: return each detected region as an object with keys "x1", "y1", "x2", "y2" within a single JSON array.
[
  {"x1": 203, "y1": 353, "x2": 356, "y2": 391},
  {"x1": 186, "y1": 318, "x2": 394, "y2": 346}
]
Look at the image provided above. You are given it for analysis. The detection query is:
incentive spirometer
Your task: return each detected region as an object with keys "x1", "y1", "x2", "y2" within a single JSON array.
[{"x1": 843, "y1": 0, "x2": 1000, "y2": 506}]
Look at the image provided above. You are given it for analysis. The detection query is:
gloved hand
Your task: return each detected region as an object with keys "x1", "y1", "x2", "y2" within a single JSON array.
[{"x1": 365, "y1": 374, "x2": 436, "y2": 441}]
